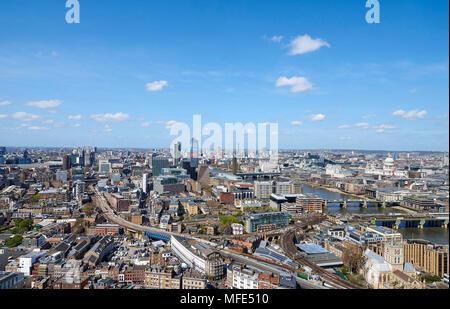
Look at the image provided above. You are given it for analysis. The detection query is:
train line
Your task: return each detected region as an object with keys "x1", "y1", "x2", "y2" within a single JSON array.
[{"x1": 281, "y1": 229, "x2": 362, "y2": 290}]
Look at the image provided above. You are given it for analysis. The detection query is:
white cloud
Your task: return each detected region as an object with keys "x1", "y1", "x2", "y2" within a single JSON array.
[
  {"x1": 409, "y1": 88, "x2": 417, "y2": 93},
  {"x1": 376, "y1": 129, "x2": 390, "y2": 134},
  {"x1": 90, "y1": 112, "x2": 130, "y2": 122},
  {"x1": 0, "y1": 114, "x2": 7, "y2": 119},
  {"x1": 374, "y1": 124, "x2": 395, "y2": 133},
  {"x1": 104, "y1": 124, "x2": 113, "y2": 132},
  {"x1": 392, "y1": 110, "x2": 427, "y2": 120},
  {"x1": 72, "y1": 123, "x2": 81, "y2": 128},
  {"x1": 375, "y1": 124, "x2": 395, "y2": 130},
  {"x1": 309, "y1": 114, "x2": 326, "y2": 122},
  {"x1": 362, "y1": 114, "x2": 377, "y2": 119},
  {"x1": 339, "y1": 137, "x2": 351, "y2": 141},
  {"x1": 291, "y1": 121, "x2": 304, "y2": 126},
  {"x1": 28, "y1": 126, "x2": 50, "y2": 131},
  {"x1": 355, "y1": 122, "x2": 370, "y2": 129},
  {"x1": 141, "y1": 122, "x2": 152, "y2": 127},
  {"x1": 288, "y1": 34, "x2": 330, "y2": 55},
  {"x1": 68, "y1": 115, "x2": 83, "y2": 120},
  {"x1": 276, "y1": 76, "x2": 314, "y2": 93},
  {"x1": 0, "y1": 101, "x2": 11, "y2": 106},
  {"x1": 155, "y1": 120, "x2": 179, "y2": 129},
  {"x1": 12, "y1": 112, "x2": 40, "y2": 121},
  {"x1": 26, "y1": 100, "x2": 62, "y2": 109},
  {"x1": 270, "y1": 35, "x2": 283, "y2": 43},
  {"x1": 146, "y1": 80, "x2": 168, "y2": 91},
  {"x1": 165, "y1": 120, "x2": 178, "y2": 129},
  {"x1": 338, "y1": 125, "x2": 351, "y2": 129},
  {"x1": 42, "y1": 119, "x2": 54, "y2": 124}
]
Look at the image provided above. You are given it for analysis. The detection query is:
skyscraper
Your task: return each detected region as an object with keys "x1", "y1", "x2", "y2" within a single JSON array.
[
  {"x1": 173, "y1": 141, "x2": 181, "y2": 165},
  {"x1": 190, "y1": 138, "x2": 199, "y2": 168},
  {"x1": 62, "y1": 154, "x2": 71, "y2": 170},
  {"x1": 142, "y1": 173, "x2": 148, "y2": 194},
  {"x1": 152, "y1": 155, "x2": 169, "y2": 177},
  {"x1": 232, "y1": 156, "x2": 239, "y2": 175}
]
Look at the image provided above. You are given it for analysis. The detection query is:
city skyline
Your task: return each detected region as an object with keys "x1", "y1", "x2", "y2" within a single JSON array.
[{"x1": 0, "y1": 0, "x2": 449, "y2": 151}]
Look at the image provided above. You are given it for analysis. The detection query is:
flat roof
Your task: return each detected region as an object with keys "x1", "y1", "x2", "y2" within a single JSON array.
[{"x1": 296, "y1": 243, "x2": 328, "y2": 255}]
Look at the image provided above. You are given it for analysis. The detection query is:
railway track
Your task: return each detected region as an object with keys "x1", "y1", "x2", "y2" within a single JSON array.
[{"x1": 281, "y1": 230, "x2": 361, "y2": 289}]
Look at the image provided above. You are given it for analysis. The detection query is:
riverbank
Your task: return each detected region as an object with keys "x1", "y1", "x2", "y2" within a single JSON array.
[
  {"x1": 298, "y1": 181, "x2": 372, "y2": 200},
  {"x1": 391, "y1": 206, "x2": 419, "y2": 215}
]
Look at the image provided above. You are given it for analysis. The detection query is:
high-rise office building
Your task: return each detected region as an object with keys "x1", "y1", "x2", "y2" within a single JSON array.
[
  {"x1": 190, "y1": 138, "x2": 199, "y2": 168},
  {"x1": 142, "y1": 173, "x2": 148, "y2": 194},
  {"x1": 232, "y1": 157, "x2": 239, "y2": 175},
  {"x1": 0, "y1": 147, "x2": 6, "y2": 155},
  {"x1": 152, "y1": 155, "x2": 169, "y2": 177},
  {"x1": 98, "y1": 160, "x2": 112, "y2": 174},
  {"x1": 62, "y1": 154, "x2": 71, "y2": 170},
  {"x1": 173, "y1": 142, "x2": 181, "y2": 165}
]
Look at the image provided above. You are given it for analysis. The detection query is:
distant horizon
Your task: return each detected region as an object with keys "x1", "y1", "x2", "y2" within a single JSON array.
[{"x1": 2, "y1": 145, "x2": 448, "y2": 154}]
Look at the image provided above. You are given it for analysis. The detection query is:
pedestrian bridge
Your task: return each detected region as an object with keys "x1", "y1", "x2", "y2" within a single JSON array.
[{"x1": 145, "y1": 231, "x2": 170, "y2": 241}]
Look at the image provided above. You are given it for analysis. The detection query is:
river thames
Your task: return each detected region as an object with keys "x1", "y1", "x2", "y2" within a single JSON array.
[{"x1": 303, "y1": 184, "x2": 449, "y2": 245}]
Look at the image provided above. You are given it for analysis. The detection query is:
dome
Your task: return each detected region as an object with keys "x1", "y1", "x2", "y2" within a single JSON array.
[{"x1": 384, "y1": 157, "x2": 394, "y2": 164}]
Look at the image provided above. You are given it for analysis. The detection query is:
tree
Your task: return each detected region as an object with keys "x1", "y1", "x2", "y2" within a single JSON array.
[
  {"x1": 342, "y1": 248, "x2": 366, "y2": 274},
  {"x1": 420, "y1": 273, "x2": 442, "y2": 283},
  {"x1": 72, "y1": 219, "x2": 86, "y2": 234},
  {"x1": 32, "y1": 194, "x2": 41, "y2": 203},
  {"x1": 6, "y1": 235, "x2": 23, "y2": 248},
  {"x1": 17, "y1": 219, "x2": 33, "y2": 232},
  {"x1": 219, "y1": 215, "x2": 239, "y2": 225},
  {"x1": 82, "y1": 203, "x2": 96, "y2": 217}
]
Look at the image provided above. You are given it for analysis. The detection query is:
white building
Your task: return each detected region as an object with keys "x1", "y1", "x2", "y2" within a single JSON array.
[
  {"x1": 170, "y1": 236, "x2": 206, "y2": 274},
  {"x1": 254, "y1": 181, "x2": 273, "y2": 200},
  {"x1": 274, "y1": 181, "x2": 292, "y2": 195},
  {"x1": 55, "y1": 170, "x2": 68, "y2": 182},
  {"x1": 142, "y1": 174, "x2": 148, "y2": 194},
  {"x1": 325, "y1": 164, "x2": 353, "y2": 178},
  {"x1": 98, "y1": 160, "x2": 112, "y2": 174},
  {"x1": 18, "y1": 250, "x2": 47, "y2": 276},
  {"x1": 364, "y1": 157, "x2": 409, "y2": 178},
  {"x1": 363, "y1": 243, "x2": 418, "y2": 289},
  {"x1": 228, "y1": 264, "x2": 259, "y2": 289},
  {"x1": 231, "y1": 223, "x2": 244, "y2": 235},
  {"x1": 74, "y1": 180, "x2": 86, "y2": 200}
]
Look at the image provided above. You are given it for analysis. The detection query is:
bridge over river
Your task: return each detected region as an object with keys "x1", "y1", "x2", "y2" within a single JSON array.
[
  {"x1": 324, "y1": 199, "x2": 398, "y2": 209},
  {"x1": 352, "y1": 213, "x2": 449, "y2": 229}
]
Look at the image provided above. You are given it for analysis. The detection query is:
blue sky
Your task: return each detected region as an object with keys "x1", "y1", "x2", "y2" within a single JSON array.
[{"x1": 0, "y1": 0, "x2": 448, "y2": 151}]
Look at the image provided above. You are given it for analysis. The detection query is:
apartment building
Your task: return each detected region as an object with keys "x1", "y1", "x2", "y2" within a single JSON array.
[
  {"x1": 227, "y1": 263, "x2": 259, "y2": 289},
  {"x1": 145, "y1": 266, "x2": 181, "y2": 289},
  {"x1": 296, "y1": 194, "x2": 323, "y2": 213},
  {"x1": 403, "y1": 239, "x2": 449, "y2": 278},
  {"x1": 181, "y1": 269, "x2": 207, "y2": 289}
]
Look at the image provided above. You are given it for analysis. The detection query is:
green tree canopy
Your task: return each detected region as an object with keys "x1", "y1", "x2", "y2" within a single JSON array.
[{"x1": 6, "y1": 235, "x2": 23, "y2": 248}]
